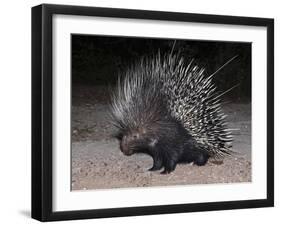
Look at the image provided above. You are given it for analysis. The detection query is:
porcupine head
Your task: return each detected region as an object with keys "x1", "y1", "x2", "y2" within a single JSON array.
[{"x1": 110, "y1": 66, "x2": 170, "y2": 157}]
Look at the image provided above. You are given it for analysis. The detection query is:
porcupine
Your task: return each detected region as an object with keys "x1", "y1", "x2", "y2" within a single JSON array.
[{"x1": 110, "y1": 51, "x2": 234, "y2": 174}]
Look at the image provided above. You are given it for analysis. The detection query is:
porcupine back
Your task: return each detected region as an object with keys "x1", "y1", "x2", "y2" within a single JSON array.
[{"x1": 110, "y1": 52, "x2": 233, "y2": 158}]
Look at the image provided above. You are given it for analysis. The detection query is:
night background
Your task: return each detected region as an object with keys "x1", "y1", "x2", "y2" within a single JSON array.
[{"x1": 71, "y1": 35, "x2": 251, "y2": 100}]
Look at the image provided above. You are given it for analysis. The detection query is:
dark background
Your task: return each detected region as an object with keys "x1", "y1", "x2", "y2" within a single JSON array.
[{"x1": 72, "y1": 35, "x2": 251, "y2": 100}]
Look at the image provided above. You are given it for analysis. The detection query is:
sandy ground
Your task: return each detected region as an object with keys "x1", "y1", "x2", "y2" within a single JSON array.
[{"x1": 71, "y1": 85, "x2": 251, "y2": 190}]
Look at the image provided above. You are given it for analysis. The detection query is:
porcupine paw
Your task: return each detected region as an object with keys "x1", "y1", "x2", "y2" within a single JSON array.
[{"x1": 161, "y1": 160, "x2": 177, "y2": 174}]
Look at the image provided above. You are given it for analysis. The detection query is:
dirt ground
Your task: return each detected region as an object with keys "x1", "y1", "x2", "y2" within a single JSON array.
[{"x1": 71, "y1": 85, "x2": 251, "y2": 190}]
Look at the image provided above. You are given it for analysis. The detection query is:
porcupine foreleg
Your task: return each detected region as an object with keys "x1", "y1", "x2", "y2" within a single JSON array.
[
  {"x1": 161, "y1": 148, "x2": 179, "y2": 174},
  {"x1": 149, "y1": 155, "x2": 163, "y2": 171},
  {"x1": 148, "y1": 143, "x2": 179, "y2": 174},
  {"x1": 148, "y1": 146, "x2": 163, "y2": 171}
]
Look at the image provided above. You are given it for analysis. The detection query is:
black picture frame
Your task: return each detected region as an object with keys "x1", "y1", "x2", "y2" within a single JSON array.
[{"x1": 31, "y1": 3, "x2": 274, "y2": 222}]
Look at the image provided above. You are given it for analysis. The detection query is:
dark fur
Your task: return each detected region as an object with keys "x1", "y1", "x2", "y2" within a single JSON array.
[{"x1": 116, "y1": 117, "x2": 210, "y2": 174}]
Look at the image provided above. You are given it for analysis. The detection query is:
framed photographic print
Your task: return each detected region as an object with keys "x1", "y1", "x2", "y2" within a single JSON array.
[{"x1": 31, "y1": 4, "x2": 274, "y2": 222}]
